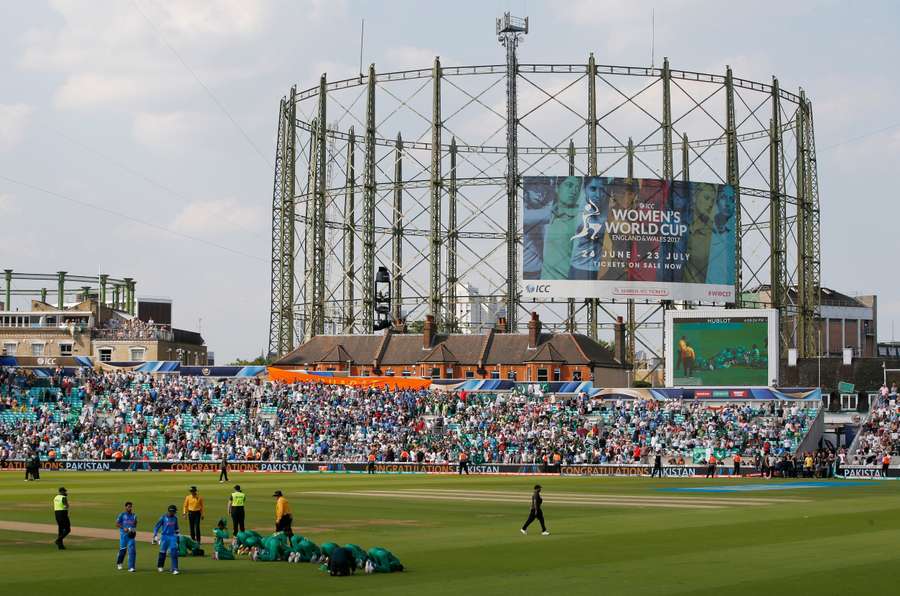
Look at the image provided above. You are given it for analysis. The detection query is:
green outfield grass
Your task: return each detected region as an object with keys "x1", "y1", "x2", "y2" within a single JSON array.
[{"x1": 1, "y1": 472, "x2": 899, "y2": 595}]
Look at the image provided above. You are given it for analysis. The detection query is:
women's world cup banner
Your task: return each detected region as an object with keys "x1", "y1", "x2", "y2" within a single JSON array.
[{"x1": 522, "y1": 176, "x2": 736, "y2": 302}]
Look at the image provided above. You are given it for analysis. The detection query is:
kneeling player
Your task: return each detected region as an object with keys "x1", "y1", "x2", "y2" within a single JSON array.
[
  {"x1": 366, "y1": 546, "x2": 404, "y2": 573},
  {"x1": 287, "y1": 535, "x2": 322, "y2": 562},
  {"x1": 178, "y1": 534, "x2": 204, "y2": 557},
  {"x1": 213, "y1": 519, "x2": 234, "y2": 560},
  {"x1": 252, "y1": 532, "x2": 290, "y2": 561},
  {"x1": 327, "y1": 546, "x2": 355, "y2": 576}
]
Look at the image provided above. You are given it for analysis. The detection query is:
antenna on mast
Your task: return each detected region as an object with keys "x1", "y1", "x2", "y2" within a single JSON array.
[
  {"x1": 651, "y1": 8, "x2": 655, "y2": 68},
  {"x1": 359, "y1": 19, "x2": 365, "y2": 78}
]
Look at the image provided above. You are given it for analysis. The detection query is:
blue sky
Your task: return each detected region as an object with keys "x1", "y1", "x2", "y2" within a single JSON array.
[{"x1": 1, "y1": 0, "x2": 898, "y2": 361}]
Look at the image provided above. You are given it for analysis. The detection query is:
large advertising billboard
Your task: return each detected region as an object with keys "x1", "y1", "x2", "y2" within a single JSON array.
[
  {"x1": 522, "y1": 176, "x2": 736, "y2": 302},
  {"x1": 664, "y1": 308, "x2": 778, "y2": 387}
]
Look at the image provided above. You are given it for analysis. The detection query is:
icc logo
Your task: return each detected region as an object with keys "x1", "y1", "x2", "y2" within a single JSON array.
[
  {"x1": 202, "y1": 368, "x2": 211, "y2": 376},
  {"x1": 37, "y1": 357, "x2": 57, "y2": 365},
  {"x1": 526, "y1": 284, "x2": 551, "y2": 294}
]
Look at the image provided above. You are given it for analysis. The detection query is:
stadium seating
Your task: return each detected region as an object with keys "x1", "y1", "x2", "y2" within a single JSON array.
[
  {"x1": 850, "y1": 394, "x2": 900, "y2": 463},
  {"x1": 0, "y1": 366, "x2": 819, "y2": 465}
]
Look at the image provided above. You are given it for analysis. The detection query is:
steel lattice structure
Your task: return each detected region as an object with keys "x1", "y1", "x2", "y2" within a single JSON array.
[
  {"x1": 268, "y1": 15, "x2": 821, "y2": 369},
  {"x1": 2, "y1": 270, "x2": 138, "y2": 314}
]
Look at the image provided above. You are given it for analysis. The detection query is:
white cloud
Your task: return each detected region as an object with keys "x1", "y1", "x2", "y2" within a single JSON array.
[
  {"x1": 0, "y1": 103, "x2": 34, "y2": 151},
  {"x1": 132, "y1": 111, "x2": 206, "y2": 149},
  {"x1": 0, "y1": 193, "x2": 16, "y2": 213},
  {"x1": 56, "y1": 73, "x2": 156, "y2": 108},
  {"x1": 151, "y1": 0, "x2": 265, "y2": 37},
  {"x1": 171, "y1": 198, "x2": 262, "y2": 235},
  {"x1": 18, "y1": 0, "x2": 271, "y2": 110}
]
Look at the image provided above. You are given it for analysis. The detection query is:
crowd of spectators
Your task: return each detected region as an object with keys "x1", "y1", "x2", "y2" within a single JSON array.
[
  {"x1": 850, "y1": 383, "x2": 900, "y2": 464},
  {"x1": 0, "y1": 367, "x2": 819, "y2": 466},
  {"x1": 93, "y1": 317, "x2": 173, "y2": 341}
]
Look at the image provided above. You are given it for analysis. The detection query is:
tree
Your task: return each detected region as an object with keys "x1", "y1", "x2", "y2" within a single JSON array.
[
  {"x1": 229, "y1": 355, "x2": 271, "y2": 366},
  {"x1": 407, "y1": 320, "x2": 425, "y2": 333}
]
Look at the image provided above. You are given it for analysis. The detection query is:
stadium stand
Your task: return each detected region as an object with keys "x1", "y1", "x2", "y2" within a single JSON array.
[
  {"x1": 850, "y1": 389, "x2": 900, "y2": 463},
  {"x1": 0, "y1": 366, "x2": 820, "y2": 466}
]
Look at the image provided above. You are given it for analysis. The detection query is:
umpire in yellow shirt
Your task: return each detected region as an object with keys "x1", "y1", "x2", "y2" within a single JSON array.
[
  {"x1": 182, "y1": 485, "x2": 205, "y2": 543},
  {"x1": 53, "y1": 487, "x2": 71, "y2": 550},
  {"x1": 273, "y1": 490, "x2": 293, "y2": 538}
]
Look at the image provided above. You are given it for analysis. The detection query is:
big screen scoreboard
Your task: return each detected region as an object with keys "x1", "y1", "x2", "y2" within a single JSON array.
[{"x1": 664, "y1": 308, "x2": 778, "y2": 387}]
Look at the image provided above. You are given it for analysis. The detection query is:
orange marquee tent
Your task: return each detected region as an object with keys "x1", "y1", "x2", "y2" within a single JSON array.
[{"x1": 266, "y1": 367, "x2": 431, "y2": 390}]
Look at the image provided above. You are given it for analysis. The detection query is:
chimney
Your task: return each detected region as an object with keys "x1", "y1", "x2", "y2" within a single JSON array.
[
  {"x1": 614, "y1": 316, "x2": 627, "y2": 363},
  {"x1": 527, "y1": 311, "x2": 541, "y2": 349},
  {"x1": 423, "y1": 314, "x2": 435, "y2": 349},
  {"x1": 495, "y1": 316, "x2": 508, "y2": 333}
]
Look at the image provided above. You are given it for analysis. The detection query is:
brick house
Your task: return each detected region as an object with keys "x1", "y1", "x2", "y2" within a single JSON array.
[{"x1": 273, "y1": 312, "x2": 630, "y2": 385}]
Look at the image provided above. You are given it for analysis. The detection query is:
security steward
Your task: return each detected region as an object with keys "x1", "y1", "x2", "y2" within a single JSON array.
[
  {"x1": 218, "y1": 455, "x2": 229, "y2": 483},
  {"x1": 228, "y1": 485, "x2": 246, "y2": 536},
  {"x1": 651, "y1": 451, "x2": 663, "y2": 478},
  {"x1": 733, "y1": 453, "x2": 742, "y2": 477},
  {"x1": 367, "y1": 452, "x2": 376, "y2": 474},
  {"x1": 458, "y1": 450, "x2": 470, "y2": 475},
  {"x1": 706, "y1": 454, "x2": 717, "y2": 478},
  {"x1": 273, "y1": 490, "x2": 293, "y2": 538},
  {"x1": 53, "y1": 487, "x2": 71, "y2": 549},
  {"x1": 182, "y1": 485, "x2": 205, "y2": 543}
]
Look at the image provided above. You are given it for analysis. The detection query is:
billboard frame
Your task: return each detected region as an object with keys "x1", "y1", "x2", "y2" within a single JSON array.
[{"x1": 664, "y1": 308, "x2": 778, "y2": 388}]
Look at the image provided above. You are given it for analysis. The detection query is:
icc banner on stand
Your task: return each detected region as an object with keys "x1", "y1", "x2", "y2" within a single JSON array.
[{"x1": 522, "y1": 176, "x2": 736, "y2": 302}]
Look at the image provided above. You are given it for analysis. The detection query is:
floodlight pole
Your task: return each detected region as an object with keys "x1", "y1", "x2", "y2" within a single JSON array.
[
  {"x1": 343, "y1": 127, "x2": 356, "y2": 333},
  {"x1": 362, "y1": 64, "x2": 377, "y2": 333},
  {"x1": 430, "y1": 57, "x2": 443, "y2": 328},
  {"x1": 498, "y1": 12, "x2": 528, "y2": 333}
]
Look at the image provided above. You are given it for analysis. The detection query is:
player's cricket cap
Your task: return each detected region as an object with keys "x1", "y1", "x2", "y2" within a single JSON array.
[
  {"x1": 233, "y1": 485, "x2": 241, "y2": 490},
  {"x1": 272, "y1": 490, "x2": 283, "y2": 497},
  {"x1": 189, "y1": 486, "x2": 197, "y2": 492},
  {"x1": 58, "y1": 487, "x2": 67, "y2": 494},
  {"x1": 167, "y1": 504, "x2": 177, "y2": 512},
  {"x1": 534, "y1": 484, "x2": 542, "y2": 490}
]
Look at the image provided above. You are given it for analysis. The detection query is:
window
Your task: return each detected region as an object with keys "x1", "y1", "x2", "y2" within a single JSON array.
[
  {"x1": 465, "y1": 370, "x2": 474, "y2": 379},
  {"x1": 507, "y1": 370, "x2": 517, "y2": 380},
  {"x1": 401, "y1": 370, "x2": 411, "y2": 377},
  {"x1": 553, "y1": 368, "x2": 561, "y2": 382},
  {"x1": 130, "y1": 348, "x2": 146, "y2": 362},
  {"x1": 490, "y1": 370, "x2": 499, "y2": 379},
  {"x1": 537, "y1": 368, "x2": 548, "y2": 382},
  {"x1": 573, "y1": 370, "x2": 582, "y2": 381},
  {"x1": 31, "y1": 343, "x2": 45, "y2": 357},
  {"x1": 2, "y1": 342, "x2": 16, "y2": 355},
  {"x1": 385, "y1": 370, "x2": 395, "y2": 376},
  {"x1": 840, "y1": 394, "x2": 858, "y2": 411},
  {"x1": 99, "y1": 348, "x2": 113, "y2": 363},
  {"x1": 326, "y1": 367, "x2": 335, "y2": 372},
  {"x1": 431, "y1": 367, "x2": 440, "y2": 378},
  {"x1": 59, "y1": 343, "x2": 73, "y2": 356},
  {"x1": 445, "y1": 367, "x2": 454, "y2": 379}
]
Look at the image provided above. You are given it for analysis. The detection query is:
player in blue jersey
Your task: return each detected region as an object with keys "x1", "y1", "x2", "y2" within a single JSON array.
[
  {"x1": 115, "y1": 501, "x2": 137, "y2": 572},
  {"x1": 152, "y1": 505, "x2": 181, "y2": 574}
]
